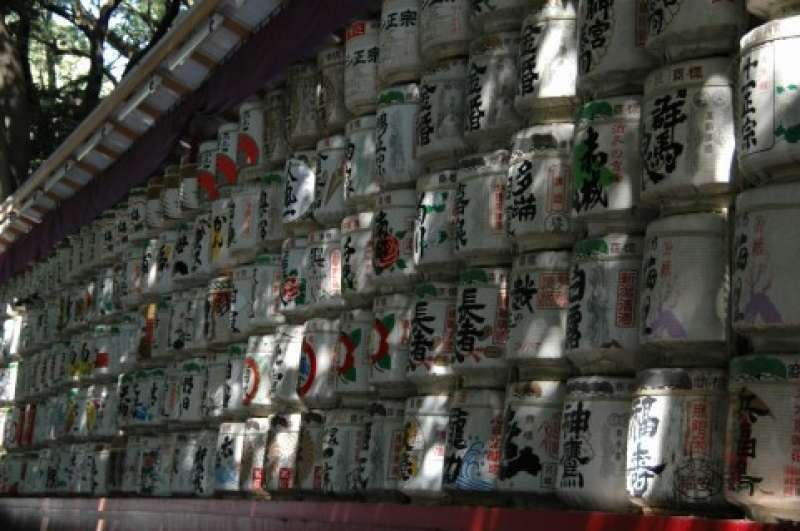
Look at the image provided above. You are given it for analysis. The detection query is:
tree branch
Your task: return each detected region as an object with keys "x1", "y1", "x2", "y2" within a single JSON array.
[{"x1": 123, "y1": 0, "x2": 182, "y2": 76}]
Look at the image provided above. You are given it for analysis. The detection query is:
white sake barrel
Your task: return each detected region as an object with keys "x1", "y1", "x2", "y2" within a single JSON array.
[
  {"x1": 176, "y1": 357, "x2": 207, "y2": 424},
  {"x1": 372, "y1": 189, "x2": 418, "y2": 289},
  {"x1": 214, "y1": 421, "x2": 246, "y2": 493},
  {"x1": 747, "y1": 0, "x2": 800, "y2": 18},
  {"x1": 455, "y1": 151, "x2": 511, "y2": 264},
  {"x1": 298, "y1": 318, "x2": 339, "y2": 409},
  {"x1": 365, "y1": 400, "x2": 406, "y2": 493},
  {"x1": 556, "y1": 376, "x2": 635, "y2": 511},
  {"x1": 92, "y1": 383, "x2": 119, "y2": 439},
  {"x1": 420, "y1": 0, "x2": 471, "y2": 62},
  {"x1": 399, "y1": 394, "x2": 451, "y2": 498},
  {"x1": 472, "y1": 0, "x2": 528, "y2": 32},
  {"x1": 121, "y1": 241, "x2": 146, "y2": 308},
  {"x1": 464, "y1": 33, "x2": 523, "y2": 151},
  {"x1": 414, "y1": 170, "x2": 458, "y2": 274},
  {"x1": 257, "y1": 172, "x2": 287, "y2": 251},
  {"x1": 407, "y1": 282, "x2": 458, "y2": 392},
  {"x1": 640, "y1": 58, "x2": 735, "y2": 206},
  {"x1": 188, "y1": 209, "x2": 213, "y2": 282},
  {"x1": 237, "y1": 98, "x2": 267, "y2": 169},
  {"x1": 287, "y1": 61, "x2": 321, "y2": 150},
  {"x1": 142, "y1": 434, "x2": 173, "y2": 497},
  {"x1": 161, "y1": 362, "x2": 181, "y2": 423},
  {"x1": 296, "y1": 410, "x2": 326, "y2": 492},
  {"x1": 573, "y1": 97, "x2": 649, "y2": 229},
  {"x1": 162, "y1": 166, "x2": 183, "y2": 227},
  {"x1": 341, "y1": 212, "x2": 376, "y2": 304},
  {"x1": 417, "y1": 60, "x2": 468, "y2": 170},
  {"x1": 192, "y1": 429, "x2": 217, "y2": 497},
  {"x1": 216, "y1": 123, "x2": 239, "y2": 190},
  {"x1": 306, "y1": 229, "x2": 344, "y2": 313},
  {"x1": 734, "y1": 183, "x2": 800, "y2": 349},
  {"x1": 250, "y1": 254, "x2": 285, "y2": 330},
  {"x1": 228, "y1": 182, "x2": 261, "y2": 263},
  {"x1": 80, "y1": 223, "x2": 97, "y2": 274},
  {"x1": 242, "y1": 335, "x2": 277, "y2": 414},
  {"x1": 317, "y1": 45, "x2": 351, "y2": 135},
  {"x1": 345, "y1": 20, "x2": 381, "y2": 115},
  {"x1": 270, "y1": 325, "x2": 305, "y2": 410},
  {"x1": 443, "y1": 389, "x2": 505, "y2": 494},
  {"x1": 506, "y1": 123, "x2": 575, "y2": 252},
  {"x1": 282, "y1": 151, "x2": 319, "y2": 235},
  {"x1": 453, "y1": 267, "x2": 510, "y2": 388},
  {"x1": 378, "y1": 0, "x2": 421, "y2": 86},
  {"x1": 577, "y1": 0, "x2": 657, "y2": 97},
  {"x1": 180, "y1": 162, "x2": 203, "y2": 217},
  {"x1": 726, "y1": 354, "x2": 800, "y2": 522},
  {"x1": 96, "y1": 212, "x2": 116, "y2": 266},
  {"x1": 498, "y1": 379, "x2": 565, "y2": 496},
  {"x1": 280, "y1": 237, "x2": 311, "y2": 319},
  {"x1": 626, "y1": 368, "x2": 728, "y2": 512},
  {"x1": 336, "y1": 309, "x2": 375, "y2": 404},
  {"x1": 566, "y1": 235, "x2": 643, "y2": 374},
  {"x1": 207, "y1": 275, "x2": 233, "y2": 347},
  {"x1": 507, "y1": 251, "x2": 571, "y2": 373},
  {"x1": 119, "y1": 436, "x2": 144, "y2": 494},
  {"x1": 313, "y1": 135, "x2": 347, "y2": 228},
  {"x1": 646, "y1": 0, "x2": 746, "y2": 62},
  {"x1": 170, "y1": 431, "x2": 200, "y2": 495},
  {"x1": 93, "y1": 326, "x2": 119, "y2": 378},
  {"x1": 264, "y1": 412, "x2": 302, "y2": 491},
  {"x1": 322, "y1": 408, "x2": 369, "y2": 495},
  {"x1": 186, "y1": 287, "x2": 210, "y2": 352},
  {"x1": 208, "y1": 344, "x2": 248, "y2": 419},
  {"x1": 241, "y1": 417, "x2": 271, "y2": 495},
  {"x1": 344, "y1": 115, "x2": 380, "y2": 208},
  {"x1": 376, "y1": 84, "x2": 421, "y2": 189},
  {"x1": 230, "y1": 264, "x2": 256, "y2": 340},
  {"x1": 196, "y1": 140, "x2": 219, "y2": 200},
  {"x1": 739, "y1": 17, "x2": 800, "y2": 185},
  {"x1": 166, "y1": 290, "x2": 191, "y2": 355},
  {"x1": 639, "y1": 213, "x2": 729, "y2": 365},
  {"x1": 264, "y1": 89, "x2": 290, "y2": 169},
  {"x1": 369, "y1": 293, "x2": 416, "y2": 396},
  {"x1": 210, "y1": 194, "x2": 235, "y2": 273},
  {"x1": 154, "y1": 230, "x2": 177, "y2": 295},
  {"x1": 515, "y1": 4, "x2": 578, "y2": 122}
]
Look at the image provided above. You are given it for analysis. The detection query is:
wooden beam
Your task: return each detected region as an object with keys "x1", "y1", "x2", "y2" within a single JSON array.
[
  {"x1": 95, "y1": 143, "x2": 122, "y2": 160},
  {"x1": 222, "y1": 16, "x2": 250, "y2": 38},
  {"x1": 138, "y1": 102, "x2": 163, "y2": 120},
  {"x1": 74, "y1": 160, "x2": 100, "y2": 177},
  {"x1": 190, "y1": 50, "x2": 217, "y2": 70},
  {"x1": 109, "y1": 120, "x2": 139, "y2": 141},
  {"x1": 158, "y1": 70, "x2": 191, "y2": 97}
]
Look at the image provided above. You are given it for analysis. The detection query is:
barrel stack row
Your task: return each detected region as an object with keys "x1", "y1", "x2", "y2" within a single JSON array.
[{"x1": 2, "y1": 0, "x2": 800, "y2": 524}]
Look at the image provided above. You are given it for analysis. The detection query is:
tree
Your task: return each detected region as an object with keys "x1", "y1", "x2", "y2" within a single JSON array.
[{"x1": 0, "y1": 0, "x2": 189, "y2": 199}]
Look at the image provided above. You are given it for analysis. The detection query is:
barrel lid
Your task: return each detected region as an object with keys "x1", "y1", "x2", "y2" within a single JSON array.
[
  {"x1": 374, "y1": 293, "x2": 414, "y2": 310},
  {"x1": 405, "y1": 393, "x2": 451, "y2": 415},
  {"x1": 511, "y1": 123, "x2": 574, "y2": 156},
  {"x1": 741, "y1": 15, "x2": 800, "y2": 52},
  {"x1": 376, "y1": 188, "x2": 417, "y2": 208},
  {"x1": 646, "y1": 212, "x2": 726, "y2": 236},
  {"x1": 218, "y1": 122, "x2": 239, "y2": 135},
  {"x1": 307, "y1": 227, "x2": 341, "y2": 244},
  {"x1": 325, "y1": 408, "x2": 366, "y2": 425},
  {"x1": 513, "y1": 250, "x2": 571, "y2": 270},
  {"x1": 342, "y1": 211, "x2": 375, "y2": 232},
  {"x1": 736, "y1": 181, "x2": 800, "y2": 213},
  {"x1": 316, "y1": 134, "x2": 347, "y2": 152},
  {"x1": 459, "y1": 267, "x2": 509, "y2": 285},
  {"x1": 346, "y1": 114, "x2": 377, "y2": 133},
  {"x1": 414, "y1": 281, "x2": 458, "y2": 300},
  {"x1": 198, "y1": 140, "x2": 218, "y2": 153},
  {"x1": 342, "y1": 308, "x2": 374, "y2": 324},
  {"x1": 417, "y1": 169, "x2": 458, "y2": 191},
  {"x1": 566, "y1": 376, "x2": 635, "y2": 398},
  {"x1": 422, "y1": 58, "x2": 468, "y2": 81},
  {"x1": 573, "y1": 234, "x2": 643, "y2": 260},
  {"x1": 506, "y1": 379, "x2": 566, "y2": 404},
  {"x1": 452, "y1": 389, "x2": 504, "y2": 409},
  {"x1": 378, "y1": 84, "x2": 420, "y2": 106},
  {"x1": 317, "y1": 43, "x2": 344, "y2": 68},
  {"x1": 644, "y1": 57, "x2": 732, "y2": 95},
  {"x1": 304, "y1": 318, "x2": 340, "y2": 334},
  {"x1": 577, "y1": 96, "x2": 641, "y2": 124},
  {"x1": 635, "y1": 368, "x2": 727, "y2": 393},
  {"x1": 369, "y1": 399, "x2": 405, "y2": 418},
  {"x1": 469, "y1": 32, "x2": 521, "y2": 56},
  {"x1": 730, "y1": 354, "x2": 800, "y2": 384}
]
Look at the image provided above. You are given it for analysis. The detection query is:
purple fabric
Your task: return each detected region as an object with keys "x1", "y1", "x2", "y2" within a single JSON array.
[{"x1": 0, "y1": 0, "x2": 370, "y2": 284}]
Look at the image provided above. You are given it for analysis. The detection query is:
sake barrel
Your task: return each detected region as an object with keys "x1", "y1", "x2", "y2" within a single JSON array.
[
  {"x1": 197, "y1": 140, "x2": 219, "y2": 201},
  {"x1": 188, "y1": 209, "x2": 213, "y2": 283},
  {"x1": 336, "y1": 309, "x2": 375, "y2": 404},
  {"x1": 154, "y1": 230, "x2": 177, "y2": 295},
  {"x1": 176, "y1": 357, "x2": 207, "y2": 424},
  {"x1": 207, "y1": 275, "x2": 233, "y2": 347},
  {"x1": 639, "y1": 213, "x2": 729, "y2": 366},
  {"x1": 345, "y1": 20, "x2": 381, "y2": 115},
  {"x1": 640, "y1": 58, "x2": 735, "y2": 205},
  {"x1": 296, "y1": 410, "x2": 326, "y2": 492},
  {"x1": 452, "y1": 267, "x2": 511, "y2": 388},
  {"x1": 241, "y1": 417, "x2": 271, "y2": 495},
  {"x1": 120, "y1": 437, "x2": 145, "y2": 494},
  {"x1": 264, "y1": 89, "x2": 290, "y2": 169},
  {"x1": 321, "y1": 408, "x2": 369, "y2": 495},
  {"x1": 645, "y1": 0, "x2": 747, "y2": 61},
  {"x1": 365, "y1": 400, "x2": 406, "y2": 493},
  {"x1": 413, "y1": 170, "x2": 458, "y2": 274},
  {"x1": 464, "y1": 33, "x2": 524, "y2": 151},
  {"x1": 161, "y1": 166, "x2": 183, "y2": 227},
  {"x1": 317, "y1": 45, "x2": 351, "y2": 135},
  {"x1": 556, "y1": 376, "x2": 635, "y2": 511},
  {"x1": 181, "y1": 162, "x2": 203, "y2": 217},
  {"x1": 738, "y1": 17, "x2": 800, "y2": 185},
  {"x1": 313, "y1": 135, "x2": 348, "y2": 228},
  {"x1": 379, "y1": 0, "x2": 421, "y2": 86},
  {"x1": 237, "y1": 98, "x2": 267, "y2": 169},
  {"x1": 573, "y1": 97, "x2": 649, "y2": 230},
  {"x1": 121, "y1": 241, "x2": 146, "y2": 308},
  {"x1": 506, "y1": 123, "x2": 576, "y2": 252},
  {"x1": 185, "y1": 287, "x2": 210, "y2": 352},
  {"x1": 376, "y1": 84, "x2": 421, "y2": 190},
  {"x1": 166, "y1": 363, "x2": 186, "y2": 424},
  {"x1": 498, "y1": 379, "x2": 565, "y2": 497},
  {"x1": 515, "y1": 5, "x2": 579, "y2": 122},
  {"x1": 287, "y1": 61, "x2": 321, "y2": 149},
  {"x1": 369, "y1": 293, "x2": 416, "y2": 396},
  {"x1": 471, "y1": 0, "x2": 528, "y2": 32},
  {"x1": 141, "y1": 434, "x2": 173, "y2": 497},
  {"x1": 264, "y1": 412, "x2": 302, "y2": 491},
  {"x1": 193, "y1": 429, "x2": 217, "y2": 497},
  {"x1": 419, "y1": 0, "x2": 471, "y2": 62},
  {"x1": 443, "y1": 389, "x2": 505, "y2": 494},
  {"x1": 734, "y1": 183, "x2": 800, "y2": 350},
  {"x1": 250, "y1": 254, "x2": 285, "y2": 331},
  {"x1": 341, "y1": 212, "x2": 376, "y2": 304},
  {"x1": 257, "y1": 171, "x2": 287, "y2": 250},
  {"x1": 270, "y1": 325, "x2": 305, "y2": 410},
  {"x1": 280, "y1": 237, "x2": 311, "y2": 319},
  {"x1": 170, "y1": 431, "x2": 201, "y2": 495},
  {"x1": 506, "y1": 251, "x2": 571, "y2": 374},
  {"x1": 566, "y1": 234, "x2": 643, "y2": 375},
  {"x1": 406, "y1": 282, "x2": 458, "y2": 392},
  {"x1": 417, "y1": 60, "x2": 468, "y2": 170},
  {"x1": 96, "y1": 212, "x2": 117, "y2": 266},
  {"x1": 214, "y1": 422, "x2": 246, "y2": 493},
  {"x1": 577, "y1": 0, "x2": 658, "y2": 97},
  {"x1": 207, "y1": 344, "x2": 248, "y2": 419},
  {"x1": 243, "y1": 335, "x2": 277, "y2": 415},
  {"x1": 230, "y1": 264, "x2": 256, "y2": 341},
  {"x1": 282, "y1": 151, "x2": 320, "y2": 236},
  {"x1": 228, "y1": 181, "x2": 262, "y2": 263},
  {"x1": 626, "y1": 368, "x2": 728, "y2": 513},
  {"x1": 210, "y1": 194, "x2": 235, "y2": 273},
  {"x1": 747, "y1": 0, "x2": 800, "y2": 19},
  {"x1": 216, "y1": 123, "x2": 239, "y2": 190},
  {"x1": 372, "y1": 189, "x2": 418, "y2": 290},
  {"x1": 298, "y1": 318, "x2": 339, "y2": 409},
  {"x1": 306, "y1": 229, "x2": 344, "y2": 313},
  {"x1": 726, "y1": 354, "x2": 800, "y2": 522},
  {"x1": 344, "y1": 116, "x2": 380, "y2": 210},
  {"x1": 454, "y1": 151, "x2": 510, "y2": 265}
]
